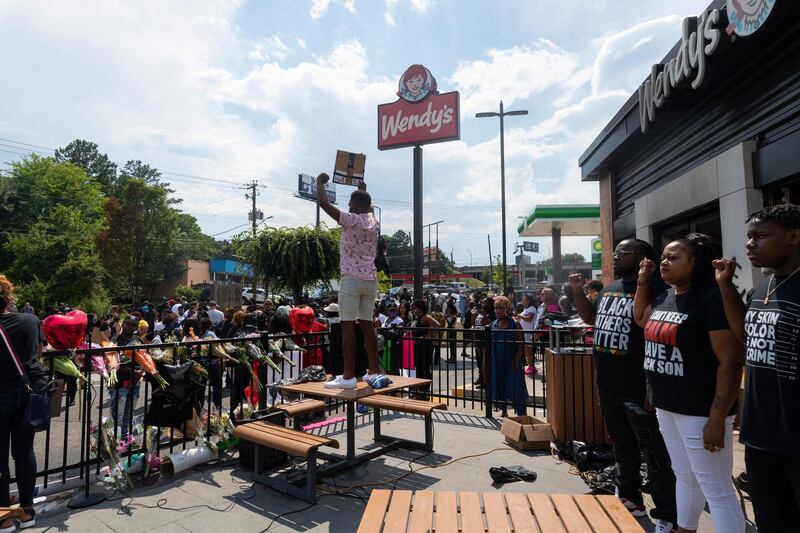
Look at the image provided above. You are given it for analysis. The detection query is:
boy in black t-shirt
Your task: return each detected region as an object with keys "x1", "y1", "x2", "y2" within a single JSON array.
[
  {"x1": 572, "y1": 239, "x2": 677, "y2": 532},
  {"x1": 715, "y1": 204, "x2": 800, "y2": 533}
]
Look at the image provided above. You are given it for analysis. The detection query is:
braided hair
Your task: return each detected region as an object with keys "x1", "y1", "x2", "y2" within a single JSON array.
[
  {"x1": 674, "y1": 233, "x2": 717, "y2": 292},
  {"x1": 746, "y1": 204, "x2": 800, "y2": 230}
]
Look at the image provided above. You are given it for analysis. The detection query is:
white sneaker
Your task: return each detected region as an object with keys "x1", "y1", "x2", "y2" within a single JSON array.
[
  {"x1": 324, "y1": 376, "x2": 357, "y2": 389},
  {"x1": 653, "y1": 519, "x2": 675, "y2": 533}
]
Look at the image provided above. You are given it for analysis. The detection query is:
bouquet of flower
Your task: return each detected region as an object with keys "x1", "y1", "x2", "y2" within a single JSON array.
[
  {"x1": 74, "y1": 343, "x2": 108, "y2": 380},
  {"x1": 90, "y1": 417, "x2": 133, "y2": 490},
  {"x1": 133, "y1": 349, "x2": 168, "y2": 389},
  {"x1": 231, "y1": 345, "x2": 262, "y2": 392},
  {"x1": 246, "y1": 342, "x2": 282, "y2": 373},
  {"x1": 102, "y1": 344, "x2": 120, "y2": 387},
  {"x1": 40, "y1": 350, "x2": 89, "y2": 384}
]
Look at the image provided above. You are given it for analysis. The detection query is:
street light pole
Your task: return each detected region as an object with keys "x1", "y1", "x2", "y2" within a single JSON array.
[{"x1": 476, "y1": 101, "x2": 528, "y2": 294}]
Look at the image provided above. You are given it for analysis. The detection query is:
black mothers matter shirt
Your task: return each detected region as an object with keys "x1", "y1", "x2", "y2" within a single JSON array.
[
  {"x1": 0, "y1": 312, "x2": 46, "y2": 387},
  {"x1": 592, "y1": 279, "x2": 667, "y2": 400},
  {"x1": 644, "y1": 286, "x2": 735, "y2": 417},
  {"x1": 740, "y1": 275, "x2": 800, "y2": 455}
]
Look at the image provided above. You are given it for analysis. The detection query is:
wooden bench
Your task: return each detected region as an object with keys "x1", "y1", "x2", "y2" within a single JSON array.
[
  {"x1": 358, "y1": 395, "x2": 446, "y2": 452},
  {"x1": 269, "y1": 398, "x2": 326, "y2": 428},
  {"x1": 234, "y1": 421, "x2": 339, "y2": 503},
  {"x1": 357, "y1": 490, "x2": 645, "y2": 533}
]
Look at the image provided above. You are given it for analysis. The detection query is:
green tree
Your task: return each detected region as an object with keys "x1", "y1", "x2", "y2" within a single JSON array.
[
  {"x1": 491, "y1": 255, "x2": 513, "y2": 288},
  {"x1": 96, "y1": 178, "x2": 178, "y2": 303},
  {"x1": 385, "y1": 230, "x2": 412, "y2": 274},
  {"x1": 54, "y1": 139, "x2": 118, "y2": 194},
  {"x1": 237, "y1": 225, "x2": 340, "y2": 302},
  {"x1": 540, "y1": 253, "x2": 587, "y2": 266},
  {"x1": 1, "y1": 156, "x2": 107, "y2": 306}
]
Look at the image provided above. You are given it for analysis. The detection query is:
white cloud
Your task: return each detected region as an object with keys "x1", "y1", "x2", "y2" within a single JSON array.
[
  {"x1": 383, "y1": 0, "x2": 432, "y2": 27},
  {"x1": 296, "y1": 37, "x2": 307, "y2": 49},
  {"x1": 248, "y1": 35, "x2": 292, "y2": 62},
  {"x1": 590, "y1": 15, "x2": 683, "y2": 94},
  {"x1": 449, "y1": 40, "x2": 579, "y2": 115},
  {"x1": 309, "y1": 0, "x2": 356, "y2": 20}
]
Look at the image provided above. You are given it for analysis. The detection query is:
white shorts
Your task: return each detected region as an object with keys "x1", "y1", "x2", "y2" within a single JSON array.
[{"x1": 339, "y1": 276, "x2": 377, "y2": 322}]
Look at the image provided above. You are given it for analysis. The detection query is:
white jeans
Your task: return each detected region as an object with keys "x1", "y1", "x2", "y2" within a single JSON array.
[{"x1": 656, "y1": 408, "x2": 744, "y2": 532}]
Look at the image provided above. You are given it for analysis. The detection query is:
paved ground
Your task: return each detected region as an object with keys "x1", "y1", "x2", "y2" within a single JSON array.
[{"x1": 25, "y1": 410, "x2": 755, "y2": 532}]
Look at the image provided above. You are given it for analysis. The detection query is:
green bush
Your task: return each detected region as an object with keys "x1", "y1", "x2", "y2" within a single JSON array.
[
  {"x1": 12, "y1": 278, "x2": 50, "y2": 311},
  {"x1": 175, "y1": 284, "x2": 201, "y2": 301},
  {"x1": 77, "y1": 287, "x2": 112, "y2": 316}
]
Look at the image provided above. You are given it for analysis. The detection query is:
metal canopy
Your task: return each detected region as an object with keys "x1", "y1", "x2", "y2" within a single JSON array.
[{"x1": 517, "y1": 204, "x2": 601, "y2": 237}]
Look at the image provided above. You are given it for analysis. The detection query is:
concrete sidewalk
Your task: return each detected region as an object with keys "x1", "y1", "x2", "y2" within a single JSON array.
[{"x1": 27, "y1": 411, "x2": 754, "y2": 532}]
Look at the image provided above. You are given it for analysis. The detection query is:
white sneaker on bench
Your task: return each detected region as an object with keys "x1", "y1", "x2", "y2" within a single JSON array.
[{"x1": 324, "y1": 375, "x2": 357, "y2": 389}]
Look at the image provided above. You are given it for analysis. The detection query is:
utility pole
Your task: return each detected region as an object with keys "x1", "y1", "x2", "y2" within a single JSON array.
[
  {"x1": 487, "y1": 234, "x2": 493, "y2": 286},
  {"x1": 245, "y1": 180, "x2": 261, "y2": 303},
  {"x1": 476, "y1": 102, "x2": 528, "y2": 294}
]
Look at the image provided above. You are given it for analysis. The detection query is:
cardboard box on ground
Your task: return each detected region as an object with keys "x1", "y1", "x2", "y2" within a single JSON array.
[{"x1": 500, "y1": 416, "x2": 554, "y2": 451}]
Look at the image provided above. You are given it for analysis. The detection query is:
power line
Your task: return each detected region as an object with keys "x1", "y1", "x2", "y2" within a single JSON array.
[{"x1": 0, "y1": 138, "x2": 56, "y2": 151}]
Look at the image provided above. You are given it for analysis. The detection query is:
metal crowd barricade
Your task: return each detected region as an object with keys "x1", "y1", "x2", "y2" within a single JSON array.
[{"x1": 12, "y1": 320, "x2": 592, "y2": 496}]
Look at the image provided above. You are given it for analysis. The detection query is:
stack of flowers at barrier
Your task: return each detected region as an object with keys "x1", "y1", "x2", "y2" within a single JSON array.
[{"x1": 90, "y1": 417, "x2": 134, "y2": 489}]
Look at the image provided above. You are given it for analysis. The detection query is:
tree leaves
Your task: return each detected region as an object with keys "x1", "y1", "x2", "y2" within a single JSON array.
[{"x1": 236, "y1": 225, "x2": 340, "y2": 302}]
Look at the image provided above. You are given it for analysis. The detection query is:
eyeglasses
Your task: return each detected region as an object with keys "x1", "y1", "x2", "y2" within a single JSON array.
[{"x1": 613, "y1": 250, "x2": 639, "y2": 258}]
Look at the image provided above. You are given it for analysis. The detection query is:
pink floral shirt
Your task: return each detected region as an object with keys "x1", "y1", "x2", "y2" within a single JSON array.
[{"x1": 339, "y1": 211, "x2": 379, "y2": 281}]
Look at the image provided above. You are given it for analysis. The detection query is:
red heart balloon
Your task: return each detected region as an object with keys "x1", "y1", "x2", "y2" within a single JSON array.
[{"x1": 43, "y1": 310, "x2": 88, "y2": 350}]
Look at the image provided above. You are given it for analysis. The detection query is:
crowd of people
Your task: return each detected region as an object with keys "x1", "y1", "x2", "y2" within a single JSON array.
[{"x1": 1, "y1": 182, "x2": 798, "y2": 532}]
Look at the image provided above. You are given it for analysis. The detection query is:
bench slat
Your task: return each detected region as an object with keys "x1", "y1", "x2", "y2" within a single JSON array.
[
  {"x1": 550, "y1": 494, "x2": 592, "y2": 533},
  {"x1": 527, "y1": 494, "x2": 566, "y2": 533},
  {"x1": 409, "y1": 490, "x2": 434, "y2": 533},
  {"x1": 384, "y1": 490, "x2": 413, "y2": 533},
  {"x1": 482, "y1": 493, "x2": 511, "y2": 533},
  {"x1": 359, "y1": 395, "x2": 447, "y2": 416},
  {"x1": 357, "y1": 489, "x2": 392, "y2": 533},
  {"x1": 504, "y1": 492, "x2": 539, "y2": 533},
  {"x1": 270, "y1": 399, "x2": 326, "y2": 417},
  {"x1": 238, "y1": 421, "x2": 338, "y2": 447},
  {"x1": 595, "y1": 496, "x2": 644, "y2": 533},
  {"x1": 435, "y1": 491, "x2": 458, "y2": 533},
  {"x1": 234, "y1": 422, "x2": 338, "y2": 458},
  {"x1": 458, "y1": 492, "x2": 484, "y2": 533},
  {"x1": 572, "y1": 494, "x2": 618, "y2": 532}
]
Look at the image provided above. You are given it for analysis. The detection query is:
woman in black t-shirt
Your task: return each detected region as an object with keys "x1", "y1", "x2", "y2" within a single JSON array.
[
  {"x1": 633, "y1": 234, "x2": 745, "y2": 533},
  {"x1": 0, "y1": 275, "x2": 43, "y2": 531}
]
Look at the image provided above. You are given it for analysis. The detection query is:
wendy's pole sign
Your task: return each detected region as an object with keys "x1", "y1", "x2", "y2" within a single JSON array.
[{"x1": 378, "y1": 64, "x2": 460, "y2": 298}]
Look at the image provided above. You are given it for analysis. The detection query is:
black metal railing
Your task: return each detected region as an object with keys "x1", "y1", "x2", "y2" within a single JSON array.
[{"x1": 11, "y1": 322, "x2": 593, "y2": 494}]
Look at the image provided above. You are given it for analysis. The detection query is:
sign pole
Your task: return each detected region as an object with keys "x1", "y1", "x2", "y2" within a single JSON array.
[
  {"x1": 413, "y1": 145, "x2": 423, "y2": 300},
  {"x1": 316, "y1": 201, "x2": 320, "y2": 227}
]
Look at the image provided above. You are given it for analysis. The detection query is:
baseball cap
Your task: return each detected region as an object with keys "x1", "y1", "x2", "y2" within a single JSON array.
[
  {"x1": 138, "y1": 320, "x2": 149, "y2": 329},
  {"x1": 323, "y1": 303, "x2": 339, "y2": 313}
]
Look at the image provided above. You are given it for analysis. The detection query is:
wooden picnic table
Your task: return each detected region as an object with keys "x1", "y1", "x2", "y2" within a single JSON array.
[
  {"x1": 357, "y1": 490, "x2": 644, "y2": 532},
  {"x1": 278, "y1": 375, "x2": 431, "y2": 472}
]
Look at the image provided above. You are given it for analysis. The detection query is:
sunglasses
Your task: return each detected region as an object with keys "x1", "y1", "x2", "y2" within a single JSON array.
[{"x1": 613, "y1": 250, "x2": 640, "y2": 258}]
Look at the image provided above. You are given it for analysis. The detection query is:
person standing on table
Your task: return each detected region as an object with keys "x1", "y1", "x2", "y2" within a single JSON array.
[
  {"x1": 316, "y1": 172, "x2": 381, "y2": 389},
  {"x1": 633, "y1": 233, "x2": 745, "y2": 533},
  {"x1": 714, "y1": 205, "x2": 800, "y2": 533},
  {"x1": 571, "y1": 240, "x2": 677, "y2": 533},
  {"x1": 0, "y1": 275, "x2": 42, "y2": 532}
]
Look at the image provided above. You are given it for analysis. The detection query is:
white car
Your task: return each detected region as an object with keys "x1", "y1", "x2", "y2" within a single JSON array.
[{"x1": 241, "y1": 287, "x2": 266, "y2": 304}]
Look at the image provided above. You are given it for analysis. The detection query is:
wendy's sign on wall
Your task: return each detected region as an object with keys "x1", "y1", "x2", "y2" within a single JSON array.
[{"x1": 377, "y1": 64, "x2": 460, "y2": 150}]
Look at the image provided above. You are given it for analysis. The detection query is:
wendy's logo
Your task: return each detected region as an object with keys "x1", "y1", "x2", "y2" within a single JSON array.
[
  {"x1": 727, "y1": 0, "x2": 776, "y2": 37},
  {"x1": 397, "y1": 64, "x2": 437, "y2": 103}
]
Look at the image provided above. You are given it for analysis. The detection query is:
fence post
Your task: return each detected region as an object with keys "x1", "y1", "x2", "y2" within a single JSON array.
[{"x1": 484, "y1": 325, "x2": 493, "y2": 419}]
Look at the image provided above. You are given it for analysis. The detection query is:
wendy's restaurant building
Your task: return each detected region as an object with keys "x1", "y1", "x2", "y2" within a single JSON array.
[{"x1": 579, "y1": 0, "x2": 800, "y2": 293}]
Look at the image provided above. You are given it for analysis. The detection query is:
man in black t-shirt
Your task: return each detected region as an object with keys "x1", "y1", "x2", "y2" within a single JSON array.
[
  {"x1": 716, "y1": 204, "x2": 800, "y2": 532},
  {"x1": 572, "y1": 239, "x2": 676, "y2": 531}
]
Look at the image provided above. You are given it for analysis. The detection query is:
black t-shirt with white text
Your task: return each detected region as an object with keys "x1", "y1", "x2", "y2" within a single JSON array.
[
  {"x1": 740, "y1": 275, "x2": 800, "y2": 455},
  {"x1": 592, "y1": 279, "x2": 668, "y2": 399},
  {"x1": 644, "y1": 286, "x2": 735, "y2": 417}
]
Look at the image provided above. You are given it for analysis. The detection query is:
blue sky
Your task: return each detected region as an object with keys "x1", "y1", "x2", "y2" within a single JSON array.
[{"x1": 0, "y1": 0, "x2": 711, "y2": 267}]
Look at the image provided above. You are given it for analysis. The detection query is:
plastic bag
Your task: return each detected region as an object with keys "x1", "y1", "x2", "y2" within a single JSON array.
[{"x1": 489, "y1": 465, "x2": 537, "y2": 484}]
